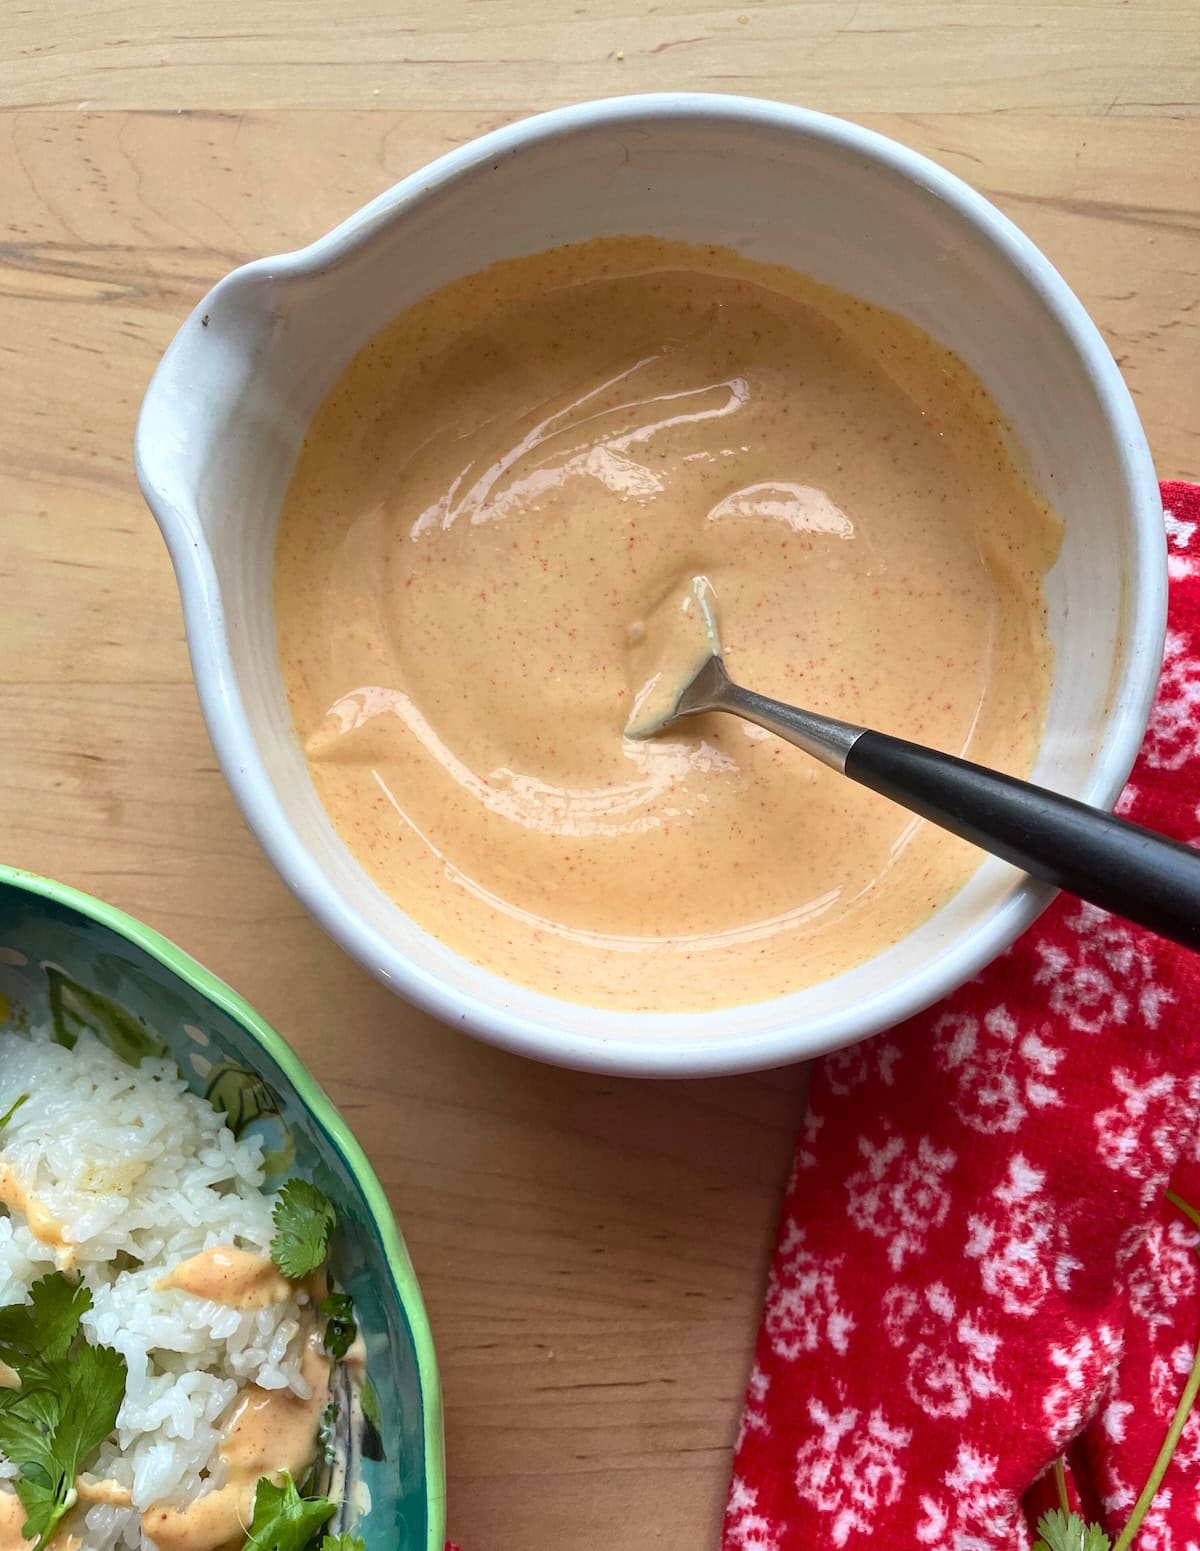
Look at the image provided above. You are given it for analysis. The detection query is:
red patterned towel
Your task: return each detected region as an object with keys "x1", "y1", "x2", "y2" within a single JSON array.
[{"x1": 723, "y1": 482, "x2": 1200, "y2": 1551}]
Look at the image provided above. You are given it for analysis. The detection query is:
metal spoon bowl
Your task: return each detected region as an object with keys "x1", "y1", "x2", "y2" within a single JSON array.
[{"x1": 630, "y1": 653, "x2": 1200, "y2": 952}]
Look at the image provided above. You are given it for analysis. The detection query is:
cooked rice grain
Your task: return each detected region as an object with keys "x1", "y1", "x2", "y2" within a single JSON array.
[{"x1": 0, "y1": 1029, "x2": 312, "y2": 1551}]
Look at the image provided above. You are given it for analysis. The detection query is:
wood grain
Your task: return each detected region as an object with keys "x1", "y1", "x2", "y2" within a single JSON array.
[
  {"x1": 0, "y1": 6, "x2": 1197, "y2": 1546},
  {"x1": 2, "y1": 0, "x2": 1197, "y2": 115}
]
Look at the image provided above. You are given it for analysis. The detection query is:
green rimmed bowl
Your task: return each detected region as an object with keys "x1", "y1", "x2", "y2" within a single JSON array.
[{"x1": 0, "y1": 864, "x2": 445, "y2": 1551}]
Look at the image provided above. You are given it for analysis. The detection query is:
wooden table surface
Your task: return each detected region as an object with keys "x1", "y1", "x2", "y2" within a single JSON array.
[{"x1": 1, "y1": 5, "x2": 1196, "y2": 1546}]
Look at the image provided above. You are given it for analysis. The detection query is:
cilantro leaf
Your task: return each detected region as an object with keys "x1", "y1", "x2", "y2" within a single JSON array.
[
  {"x1": 241, "y1": 1472, "x2": 336, "y2": 1551},
  {"x1": 50, "y1": 1342, "x2": 126, "y2": 1480},
  {"x1": 0, "y1": 1274, "x2": 92, "y2": 1374},
  {"x1": 13, "y1": 1475, "x2": 66, "y2": 1551},
  {"x1": 0, "y1": 1328, "x2": 126, "y2": 1551},
  {"x1": 0, "y1": 1386, "x2": 63, "y2": 1493},
  {"x1": 359, "y1": 1375, "x2": 381, "y2": 1432},
  {"x1": 358, "y1": 1375, "x2": 385, "y2": 1463},
  {"x1": 319, "y1": 1293, "x2": 357, "y2": 1362},
  {"x1": 320, "y1": 1537, "x2": 367, "y2": 1551},
  {"x1": 1033, "y1": 1509, "x2": 1113, "y2": 1551},
  {"x1": 0, "y1": 1094, "x2": 27, "y2": 1135},
  {"x1": 271, "y1": 1180, "x2": 336, "y2": 1280}
]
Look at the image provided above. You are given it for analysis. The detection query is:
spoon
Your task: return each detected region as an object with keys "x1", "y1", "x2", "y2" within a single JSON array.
[{"x1": 628, "y1": 651, "x2": 1200, "y2": 952}]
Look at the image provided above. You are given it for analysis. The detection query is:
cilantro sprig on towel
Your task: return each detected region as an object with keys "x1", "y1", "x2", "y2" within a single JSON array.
[
  {"x1": 1034, "y1": 1509, "x2": 1112, "y2": 1551},
  {"x1": 1033, "y1": 1190, "x2": 1200, "y2": 1551},
  {"x1": 271, "y1": 1179, "x2": 337, "y2": 1280},
  {"x1": 0, "y1": 1273, "x2": 127, "y2": 1551}
]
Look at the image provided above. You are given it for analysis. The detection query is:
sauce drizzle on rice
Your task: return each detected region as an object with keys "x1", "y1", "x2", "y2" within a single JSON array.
[
  {"x1": 0, "y1": 1028, "x2": 357, "y2": 1551},
  {"x1": 142, "y1": 1333, "x2": 332, "y2": 1551},
  {"x1": 0, "y1": 1160, "x2": 72, "y2": 1268},
  {"x1": 154, "y1": 1248, "x2": 298, "y2": 1313}
]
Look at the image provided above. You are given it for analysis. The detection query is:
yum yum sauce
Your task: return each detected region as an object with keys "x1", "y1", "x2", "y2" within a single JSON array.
[
  {"x1": 275, "y1": 238, "x2": 1061, "y2": 1012},
  {"x1": 0, "y1": 1242, "x2": 334, "y2": 1551}
]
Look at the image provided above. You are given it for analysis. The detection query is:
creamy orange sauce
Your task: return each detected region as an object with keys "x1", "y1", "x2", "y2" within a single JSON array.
[
  {"x1": 0, "y1": 1159, "x2": 73, "y2": 1268},
  {"x1": 0, "y1": 1493, "x2": 32, "y2": 1551},
  {"x1": 156, "y1": 1248, "x2": 295, "y2": 1311},
  {"x1": 143, "y1": 1333, "x2": 331, "y2": 1551},
  {"x1": 0, "y1": 1492, "x2": 82, "y2": 1551},
  {"x1": 275, "y1": 236, "x2": 1061, "y2": 1010},
  {"x1": 625, "y1": 574, "x2": 723, "y2": 737},
  {"x1": 75, "y1": 1478, "x2": 134, "y2": 1509}
]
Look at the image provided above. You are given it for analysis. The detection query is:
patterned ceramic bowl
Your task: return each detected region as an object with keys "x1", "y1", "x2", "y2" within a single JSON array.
[{"x1": 0, "y1": 864, "x2": 445, "y2": 1551}]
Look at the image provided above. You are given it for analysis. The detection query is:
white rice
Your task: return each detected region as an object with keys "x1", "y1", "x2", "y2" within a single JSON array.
[{"x1": 0, "y1": 1028, "x2": 314, "y2": 1551}]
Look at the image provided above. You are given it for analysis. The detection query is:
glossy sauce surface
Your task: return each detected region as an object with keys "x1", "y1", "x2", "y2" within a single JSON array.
[
  {"x1": 155, "y1": 1247, "x2": 295, "y2": 1311},
  {"x1": 275, "y1": 238, "x2": 1061, "y2": 1010}
]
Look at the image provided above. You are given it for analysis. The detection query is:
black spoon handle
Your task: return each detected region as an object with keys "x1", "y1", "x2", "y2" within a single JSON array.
[{"x1": 845, "y1": 730, "x2": 1200, "y2": 950}]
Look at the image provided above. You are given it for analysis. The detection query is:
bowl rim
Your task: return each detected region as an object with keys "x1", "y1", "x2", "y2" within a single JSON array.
[
  {"x1": 0, "y1": 862, "x2": 447, "y2": 1551},
  {"x1": 136, "y1": 92, "x2": 1166, "y2": 1078}
]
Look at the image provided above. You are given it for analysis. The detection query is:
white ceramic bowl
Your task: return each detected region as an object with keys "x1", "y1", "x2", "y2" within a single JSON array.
[{"x1": 136, "y1": 94, "x2": 1165, "y2": 1077}]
